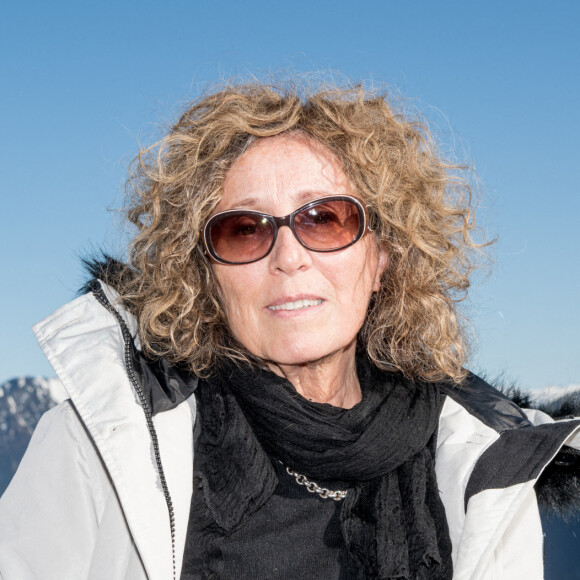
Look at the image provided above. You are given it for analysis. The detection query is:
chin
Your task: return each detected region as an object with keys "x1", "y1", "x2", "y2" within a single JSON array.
[{"x1": 262, "y1": 339, "x2": 352, "y2": 368}]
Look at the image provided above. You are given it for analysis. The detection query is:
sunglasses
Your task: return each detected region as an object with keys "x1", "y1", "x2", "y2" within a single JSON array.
[{"x1": 203, "y1": 195, "x2": 368, "y2": 265}]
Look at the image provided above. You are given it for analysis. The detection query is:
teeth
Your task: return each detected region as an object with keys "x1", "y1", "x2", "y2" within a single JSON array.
[{"x1": 268, "y1": 299, "x2": 323, "y2": 311}]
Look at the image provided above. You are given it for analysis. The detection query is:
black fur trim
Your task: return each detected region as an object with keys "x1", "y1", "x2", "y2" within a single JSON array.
[
  {"x1": 79, "y1": 254, "x2": 135, "y2": 296},
  {"x1": 536, "y1": 447, "x2": 580, "y2": 521}
]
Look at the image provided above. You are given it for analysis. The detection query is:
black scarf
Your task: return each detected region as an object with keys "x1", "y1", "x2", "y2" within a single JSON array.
[{"x1": 188, "y1": 356, "x2": 452, "y2": 579}]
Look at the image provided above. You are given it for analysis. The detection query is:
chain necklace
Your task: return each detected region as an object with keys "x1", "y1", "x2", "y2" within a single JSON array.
[{"x1": 285, "y1": 466, "x2": 349, "y2": 501}]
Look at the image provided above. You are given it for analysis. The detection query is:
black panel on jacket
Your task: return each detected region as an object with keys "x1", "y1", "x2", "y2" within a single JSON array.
[
  {"x1": 440, "y1": 372, "x2": 531, "y2": 433},
  {"x1": 464, "y1": 420, "x2": 580, "y2": 508}
]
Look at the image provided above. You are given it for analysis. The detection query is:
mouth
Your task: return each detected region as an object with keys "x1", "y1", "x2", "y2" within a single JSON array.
[{"x1": 267, "y1": 298, "x2": 324, "y2": 312}]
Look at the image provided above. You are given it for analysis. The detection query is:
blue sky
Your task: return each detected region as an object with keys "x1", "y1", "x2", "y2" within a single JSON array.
[{"x1": 2, "y1": 0, "x2": 579, "y2": 391}]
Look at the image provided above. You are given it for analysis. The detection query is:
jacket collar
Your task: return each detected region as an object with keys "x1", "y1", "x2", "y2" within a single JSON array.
[{"x1": 33, "y1": 283, "x2": 195, "y2": 579}]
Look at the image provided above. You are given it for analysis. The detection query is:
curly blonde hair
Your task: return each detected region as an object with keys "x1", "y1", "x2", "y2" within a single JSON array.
[{"x1": 119, "y1": 81, "x2": 487, "y2": 383}]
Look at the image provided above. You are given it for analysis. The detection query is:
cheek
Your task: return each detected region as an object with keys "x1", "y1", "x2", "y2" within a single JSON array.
[
  {"x1": 341, "y1": 245, "x2": 381, "y2": 300},
  {"x1": 213, "y1": 266, "x2": 263, "y2": 337}
]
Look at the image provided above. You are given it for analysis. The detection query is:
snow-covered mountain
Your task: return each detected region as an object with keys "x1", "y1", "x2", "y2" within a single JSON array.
[
  {"x1": 533, "y1": 384, "x2": 580, "y2": 406},
  {"x1": 0, "y1": 376, "x2": 66, "y2": 494}
]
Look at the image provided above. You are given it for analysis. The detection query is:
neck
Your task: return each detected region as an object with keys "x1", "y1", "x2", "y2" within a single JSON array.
[{"x1": 267, "y1": 341, "x2": 361, "y2": 409}]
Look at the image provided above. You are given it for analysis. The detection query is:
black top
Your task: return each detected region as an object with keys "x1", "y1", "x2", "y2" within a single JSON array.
[
  {"x1": 180, "y1": 378, "x2": 376, "y2": 580},
  {"x1": 181, "y1": 457, "x2": 362, "y2": 579}
]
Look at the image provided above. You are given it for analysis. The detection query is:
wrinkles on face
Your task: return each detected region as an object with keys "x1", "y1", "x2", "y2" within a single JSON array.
[{"x1": 212, "y1": 134, "x2": 388, "y2": 408}]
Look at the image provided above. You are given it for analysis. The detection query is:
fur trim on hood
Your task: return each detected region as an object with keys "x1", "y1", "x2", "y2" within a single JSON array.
[{"x1": 79, "y1": 254, "x2": 134, "y2": 297}]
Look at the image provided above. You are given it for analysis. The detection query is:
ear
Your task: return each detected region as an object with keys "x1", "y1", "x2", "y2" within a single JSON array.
[{"x1": 373, "y1": 249, "x2": 389, "y2": 292}]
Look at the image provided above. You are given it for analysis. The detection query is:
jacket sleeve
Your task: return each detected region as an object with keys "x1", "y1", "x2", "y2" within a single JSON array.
[{"x1": 0, "y1": 401, "x2": 110, "y2": 580}]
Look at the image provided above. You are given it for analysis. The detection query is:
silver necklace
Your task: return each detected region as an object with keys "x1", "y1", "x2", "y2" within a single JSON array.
[{"x1": 285, "y1": 466, "x2": 349, "y2": 501}]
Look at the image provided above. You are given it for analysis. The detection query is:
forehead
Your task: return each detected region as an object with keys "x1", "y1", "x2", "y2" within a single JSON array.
[{"x1": 219, "y1": 134, "x2": 352, "y2": 212}]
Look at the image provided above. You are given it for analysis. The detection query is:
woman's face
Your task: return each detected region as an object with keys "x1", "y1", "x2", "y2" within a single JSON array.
[{"x1": 212, "y1": 134, "x2": 388, "y2": 367}]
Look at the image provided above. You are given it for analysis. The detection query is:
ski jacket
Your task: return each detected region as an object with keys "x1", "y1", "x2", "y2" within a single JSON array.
[{"x1": 1, "y1": 281, "x2": 579, "y2": 580}]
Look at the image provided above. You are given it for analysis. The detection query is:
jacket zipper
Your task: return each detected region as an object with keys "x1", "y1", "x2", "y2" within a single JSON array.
[{"x1": 91, "y1": 282, "x2": 177, "y2": 580}]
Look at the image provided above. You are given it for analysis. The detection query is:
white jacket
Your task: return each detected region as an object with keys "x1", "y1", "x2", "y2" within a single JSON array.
[{"x1": 1, "y1": 282, "x2": 579, "y2": 580}]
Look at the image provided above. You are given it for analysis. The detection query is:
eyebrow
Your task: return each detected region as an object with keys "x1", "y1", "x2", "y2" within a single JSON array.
[{"x1": 222, "y1": 190, "x2": 336, "y2": 212}]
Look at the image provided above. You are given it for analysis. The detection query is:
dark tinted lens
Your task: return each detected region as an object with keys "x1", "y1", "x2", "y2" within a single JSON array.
[
  {"x1": 294, "y1": 200, "x2": 362, "y2": 250},
  {"x1": 208, "y1": 213, "x2": 274, "y2": 263}
]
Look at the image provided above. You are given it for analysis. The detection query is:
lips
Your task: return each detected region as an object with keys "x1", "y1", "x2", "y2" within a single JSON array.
[{"x1": 267, "y1": 298, "x2": 324, "y2": 312}]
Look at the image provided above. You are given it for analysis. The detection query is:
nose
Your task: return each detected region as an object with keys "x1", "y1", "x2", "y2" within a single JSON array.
[{"x1": 268, "y1": 225, "x2": 312, "y2": 275}]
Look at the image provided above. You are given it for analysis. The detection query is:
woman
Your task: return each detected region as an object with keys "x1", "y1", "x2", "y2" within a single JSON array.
[{"x1": 1, "y1": 82, "x2": 579, "y2": 580}]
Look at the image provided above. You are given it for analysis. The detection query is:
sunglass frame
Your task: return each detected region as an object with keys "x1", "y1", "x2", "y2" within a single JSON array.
[{"x1": 202, "y1": 195, "x2": 368, "y2": 265}]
